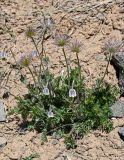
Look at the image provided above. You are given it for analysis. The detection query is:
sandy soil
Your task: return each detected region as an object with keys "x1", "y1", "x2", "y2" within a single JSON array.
[{"x1": 0, "y1": 0, "x2": 124, "y2": 159}]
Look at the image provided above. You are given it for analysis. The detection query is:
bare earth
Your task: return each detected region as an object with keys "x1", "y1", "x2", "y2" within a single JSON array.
[{"x1": 0, "y1": 0, "x2": 124, "y2": 159}]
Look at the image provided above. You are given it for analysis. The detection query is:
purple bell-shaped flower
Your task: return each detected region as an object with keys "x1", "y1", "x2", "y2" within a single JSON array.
[
  {"x1": 47, "y1": 109, "x2": 54, "y2": 118},
  {"x1": 69, "y1": 88, "x2": 77, "y2": 97},
  {"x1": 43, "y1": 86, "x2": 50, "y2": 95}
]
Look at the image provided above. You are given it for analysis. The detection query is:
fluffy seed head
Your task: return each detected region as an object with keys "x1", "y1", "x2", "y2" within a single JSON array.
[
  {"x1": 70, "y1": 40, "x2": 82, "y2": 53},
  {"x1": 26, "y1": 28, "x2": 35, "y2": 38},
  {"x1": 55, "y1": 33, "x2": 69, "y2": 47},
  {"x1": 103, "y1": 39, "x2": 123, "y2": 54},
  {"x1": 19, "y1": 54, "x2": 32, "y2": 67}
]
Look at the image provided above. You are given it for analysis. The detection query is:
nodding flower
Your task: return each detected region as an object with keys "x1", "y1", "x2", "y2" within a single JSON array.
[
  {"x1": 47, "y1": 107, "x2": 54, "y2": 118},
  {"x1": 0, "y1": 51, "x2": 8, "y2": 59},
  {"x1": 61, "y1": 70, "x2": 65, "y2": 77},
  {"x1": 19, "y1": 54, "x2": 32, "y2": 67},
  {"x1": 70, "y1": 40, "x2": 82, "y2": 53},
  {"x1": 69, "y1": 88, "x2": 77, "y2": 97},
  {"x1": 31, "y1": 50, "x2": 38, "y2": 57},
  {"x1": 42, "y1": 86, "x2": 50, "y2": 95},
  {"x1": 54, "y1": 33, "x2": 69, "y2": 47},
  {"x1": 103, "y1": 39, "x2": 123, "y2": 54},
  {"x1": 47, "y1": 110, "x2": 54, "y2": 118},
  {"x1": 69, "y1": 80, "x2": 77, "y2": 98},
  {"x1": 46, "y1": 16, "x2": 55, "y2": 28}
]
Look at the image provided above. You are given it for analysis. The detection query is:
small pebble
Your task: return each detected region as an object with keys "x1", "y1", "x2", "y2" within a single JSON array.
[{"x1": 0, "y1": 137, "x2": 7, "y2": 148}]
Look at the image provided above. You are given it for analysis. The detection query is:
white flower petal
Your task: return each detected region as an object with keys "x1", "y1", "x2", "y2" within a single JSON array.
[
  {"x1": 69, "y1": 88, "x2": 77, "y2": 97},
  {"x1": 31, "y1": 50, "x2": 38, "y2": 57},
  {"x1": 48, "y1": 111, "x2": 54, "y2": 118},
  {"x1": 43, "y1": 87, "x2": 50, "y2": 95},
  {"x1": 0, "y1": 52, "x2": 8, "y2": 58}
]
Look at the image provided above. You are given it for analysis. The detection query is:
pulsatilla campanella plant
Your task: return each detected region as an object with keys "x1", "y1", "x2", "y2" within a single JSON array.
[{"x1": 9, "y1": 27, "x2": 120, "y2": 149}]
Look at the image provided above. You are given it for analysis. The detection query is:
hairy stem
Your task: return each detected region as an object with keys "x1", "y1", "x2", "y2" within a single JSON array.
[
  {"x1": 76, "y1": 52, "x2": 81, "y2": 82},
  {"x1": 28, "y1": 67, "x2": 37, "y2": 86},
  {"x1": 31, "y1": 37, "x2": 45, "y2": 85},
  {"x1": 10, "y1": 49, "x2": 17, "y2": 65},
  {"x1": 41, "y1": 29, "x2": 47, "y2": 56},
  {"x1": 101, "y1": 52, "x2": 112, "y2": 82},
  {"x1": 62, "y1": 47, "x2": 70, "y2": 87},
  {"x1": 31, "y1": 37, "x2": 44, "y2": 70}
]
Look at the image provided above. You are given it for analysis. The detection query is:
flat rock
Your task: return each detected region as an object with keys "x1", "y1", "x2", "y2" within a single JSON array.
[
  {"x1": 118, "y1": 126, "x2": 124, "y2": 141},
  {"x1": 51, "y1": 139, "x2": 59, "y2": 145},
  {"x1": 111, "y1": 52, "x2": 124, "y2": 95},
  {"x1": 0, "y1": 100, "x2": 6, "y2": 122},
  {"x1": 110, "y1": 100, "x2": 124, "y2": 118},
  {"x1": 0, "y1": 137, "x2": 7, "y2": 148}
]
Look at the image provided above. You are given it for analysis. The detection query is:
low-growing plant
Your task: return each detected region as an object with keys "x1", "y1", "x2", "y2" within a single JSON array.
[
  {"x1": 22, "y1": 153, "x2": 39, "y2": 160},
  {"x1": 11, "y1": 68, "x2": 118, "y2": 148},
  {"x1": 2, "y1": 13, "x2": 122, "y2": 149}
]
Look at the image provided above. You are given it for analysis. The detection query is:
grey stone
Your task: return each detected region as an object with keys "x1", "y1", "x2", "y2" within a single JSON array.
[
  {"x1": 95, "y1": 54, "x2": 105, "y2": 61},
  {"x1": 111, "y1": 52, "x2": 124, "y2": 95},
  {"x1": 0, "y1": 100, "x2": 6, "y2": 122},
  {"x1": 111, "y1": 100, "x2": 124, "y2": 118},
  {"x1": 97, "y1": 13, "x2": 105, "y2": 21},
  {"x1": 0, "y1": 137, "x2": 7, "y2": 148},
  {"x1": 119, "y1": 7, "x2": 124, "y2": 13},
  {"x1": 51, "y1": 139, "x2": 59, "y2": 145},
  {"x1": 118, "y1": 126, "x2": 124, "y2": 141}
]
